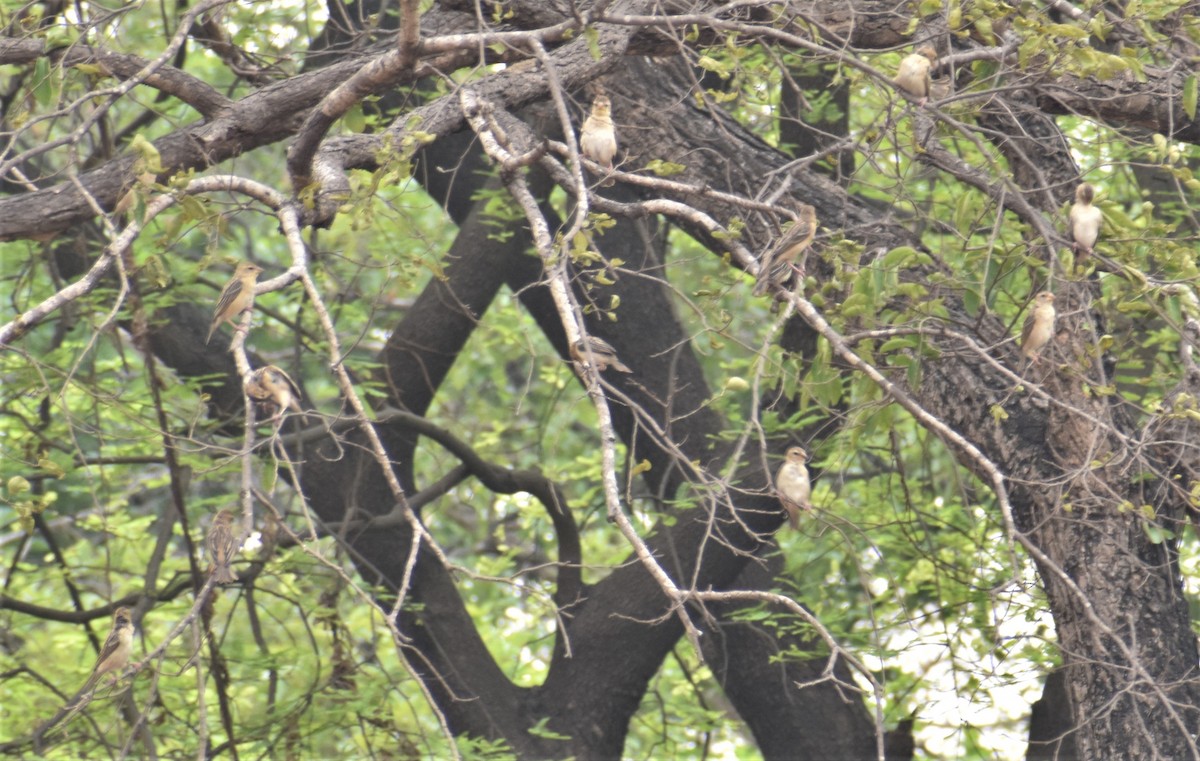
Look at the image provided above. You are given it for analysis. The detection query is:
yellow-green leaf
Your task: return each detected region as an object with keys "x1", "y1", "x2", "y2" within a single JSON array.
[
  {"x1": 585, "y1": 26, "x2": 602, "y2": 61},
  {"x1": 129, "y1": 134, "x2": 165, "y2": 175},
  {"x1": 882, "y1": 246, "x2": 921, "y2": 269},
  {"x1": 880, "y1": 336, "x2": 917, "y2": 353},
  {"x1": 643, "y1": 159, "x2": 686, "y2": 177},
  {"x1": 38, "y1": 457, "x2": 65, "y2": 479},
  {"x1": 1045, "y1": 23, "x2": 1089, "y2": 40},
  {"x1": 696, "y1": 56, "x2": 731, "y2": 79},
  {"x1": 840, "y1": 293, "x2": 870, "y2": 317}
]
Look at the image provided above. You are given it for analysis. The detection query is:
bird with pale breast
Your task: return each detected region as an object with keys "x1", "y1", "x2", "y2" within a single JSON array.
[
  {"x1": 893, "y1": 46, "x2": 937, "y2": 104},
  {"x1": 571, "y1": 335, "x2": 632, "y2": 373},
  {"x1": 774, "y1": 446, "x2": 812, "y2": 529},
  {"x1": 52, "y1": 606, "x2": 136, "y2": 733},
  {"x1": 581, "y1": 94, "x2": 618, "y2": 186},
  {"x1": 206, "y1": 261, "x2": 264, "y2": 345},
  {"x1": 79, "y1": 607, "x2": 133, "y2": 695},
  {"x1": 754, "y1": 204, "x2": 817, "y2": 296},
  {"x1": 1019, "y1": 291, "x2": 1056, "y2": 363},
  {"x1": 1069, "y1": 183, "x2": 1103, "y2": 260},
  {"x1": 247, "y1": 365, "x2": 303, "y2": 420}
]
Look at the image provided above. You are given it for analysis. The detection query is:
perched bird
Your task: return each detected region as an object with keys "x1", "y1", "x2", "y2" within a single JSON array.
[
  {"x1": 580, "y1": 94, "x2": 617, "y2": 185},
  {"x1": 53, "y1": 606, "x2": 135, "y2": 732},
  {"x1": 207, "y1": 510, "x2": 241, "y2": 585},
  {"x1": 753, "y1": 204, "x2": 818, "y2": 296},
  {"x1": 1019, "y1": 291, "x2": 1057, "y2": 363},
  {"x1": 774, "y1": 446, "x2": 812, "y2": 529},
  {"x1": 206, "y1": 261, "x2": 264, "y2": 345},
  {"x1": 893, "y1": 46, "x2": 937, "y2": 104},
  {"x1": 79, "y1": 607, "x2": 133, "y2": 694},
  {"x1": 928, "y1": 75, "x2": 953, "y2": 102},
  {"x1": 1069, "y1": 182, "x2": 1103, "y2": 259},
  {"x1": 571, "y1": 335, "x2": 632, "y2": 373},
  {"x1": 247, "y1": 365, "x2": 303, "y2": 420}
]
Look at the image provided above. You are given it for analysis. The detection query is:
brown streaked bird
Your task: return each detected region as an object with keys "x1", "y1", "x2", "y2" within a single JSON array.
[
  {"x1": 928, "y1": 75, "x2": 953, "y2": 102},
  {"x1": 775, "y1": 446, "x2": 812, "y2": 530},
  {"x1": 1019, "y1": 291, "x2": 1057, "y2": 363},
  {"x1": 580, "y1": 94, "x2": 617, "y2": 185},
  {"x1": 247, "y1": 365, "x2": 303, "y2": 419},
  {"x1": 571, "y1": 336, "x2": 632, "y2": 373},
  {"x1": 206, "y1": 261, "x2": 264, "y2": 345},
  {"x1": 79, "y1": 607, "x2": 133, "y2": 694},
  {"x1": 893, "y1": 46, "x2": 937, "y2": 104},
  {"x1": 207, "y1": 510, "x2": 241, "y2": 585},
  {"x1": 753, "y1": 204, "x2": 818, "y2": 296},
  {"x1": 1069, "y1": 183, "x2": 1103, "y2": 259}
]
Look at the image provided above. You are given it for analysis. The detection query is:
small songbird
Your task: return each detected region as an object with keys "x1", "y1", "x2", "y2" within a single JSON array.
[
  {"x1": 893, "y1": 46, "x2": 937, "y2": 104},
  {"x1": 79, "y1": 607, "x2": 134, "y2": 694},
  {"x1": 247, "y1": 365, "x2": 303, "y2": 419},
  {"x1": 580, "y1": 94, "x2": 618, "y2": 184},
  {"x1": 928, "y1": 75, "x2": 953, "y2": 102},
  {"x1": 774, "y1": 446, "x2": 812, "y2": 529},
  {"x1": 1069, "y1": 182, "x2": 1103, "y2": 259},
  {"x1": 570, "y1": 335, "x2": 632, "y2": 373},
  {"x1": 753, "y1": 204, "x2": 818, "y2": 296},
  {"x1": 1019, "y1": 291, "x2": 1057, "y2": 363},
  {"x1": 206, "y1": 261, "x2": 265, "y2": 345},
  {"x1": 207, "y1": 509, "x2": 241, "y2": 585}
]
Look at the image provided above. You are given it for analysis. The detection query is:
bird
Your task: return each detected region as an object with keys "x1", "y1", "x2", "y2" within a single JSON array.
[
  {"x1": 247, "y1": 365, "x2": 303, "y2": 420},
  {"x1": 570, "y1": 335, "x2": 632, "y2": 373},
  {"x1": 929, "y1": 75, "x2": 953, "y2": 102},
  {"x1": 893, "y1": 46, "x2": 937, "y2": 104},
  {"x1": 79, "y1": 607, "x2": 134, "y2": 695},
  {"x1": 774, "y1": 446, "x2": 812, "y2": 529},
  {"x1": 1069, "y1": 182, "x2": 1103, "y2": 260},
  {"x1": 206, "y1": 261, "x2": 265, "y2": 345},
  {"x1": 753, "y1": 204, "x2": 818, "y2": 296},
  {"x1": 580, "y1": 94, "x2": 617, "y2": 185},
  {"x1": 52, "y1": 607, "x2": 135, "y2": 733},
  {"x1": 1019, "y1": 291, "x2": 1057, "y2": 363},
  {"x1": 207, "y1": 510, "x2": 241, "y2": 585}
]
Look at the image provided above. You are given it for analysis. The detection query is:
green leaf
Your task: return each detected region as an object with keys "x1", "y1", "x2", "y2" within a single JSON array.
[
  {"x1": 129, "y1": 134, "x2": 165, "y2": 175},
  {"x1": 584, "y1": 27, "x2": 602, "y2": 61},
  {"x1": 1092, "y1": 51, "x2": 1131, "y2": 80},
  {"x1": 840, "y1": 292, "x2": 870, "y2": 317},
  {"x1": 1143, "y1": 521, "x2": 1168, "y2": 544},
  {"x1": 1185, "y1": 75, "x2": 1197, "y2": 121},
  {"x1": 72, "y1": 63, "x2": 108, "y2": 77},
  {"x1": 528, "y1": 718, "x2": 572, "y2": 740},
  {"x1": 643, "y1": 159, "x2": 686, "y2": 177},
  {"x1": 1045, "y1": 23, "x2": 1090, "y2": 40},
  {"x1": 38, "y1": 456, "x2": 66, "y2": 479},
  {"x1": 696, "y1": 56, "x2": 731, "y2": 79},
  {"x1": 344, "y1": 103, "x2": 367, "y2": 133},
  {"x1": 882, "y1": 246, "x2": 919, "y2": 269},
  {"x1": 879, "y1": 336, "x2": 917, "y2": 353}
]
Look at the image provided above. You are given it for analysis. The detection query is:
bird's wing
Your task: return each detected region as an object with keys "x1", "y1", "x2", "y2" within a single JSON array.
[{"x1": 213, "y1": 278, "x2": 245, "y2": 318}]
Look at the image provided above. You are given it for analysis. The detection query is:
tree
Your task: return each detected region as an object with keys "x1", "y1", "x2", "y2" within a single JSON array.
[{"x1": 2, "y1": 1, "x2": 1199, "y2": 758}]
